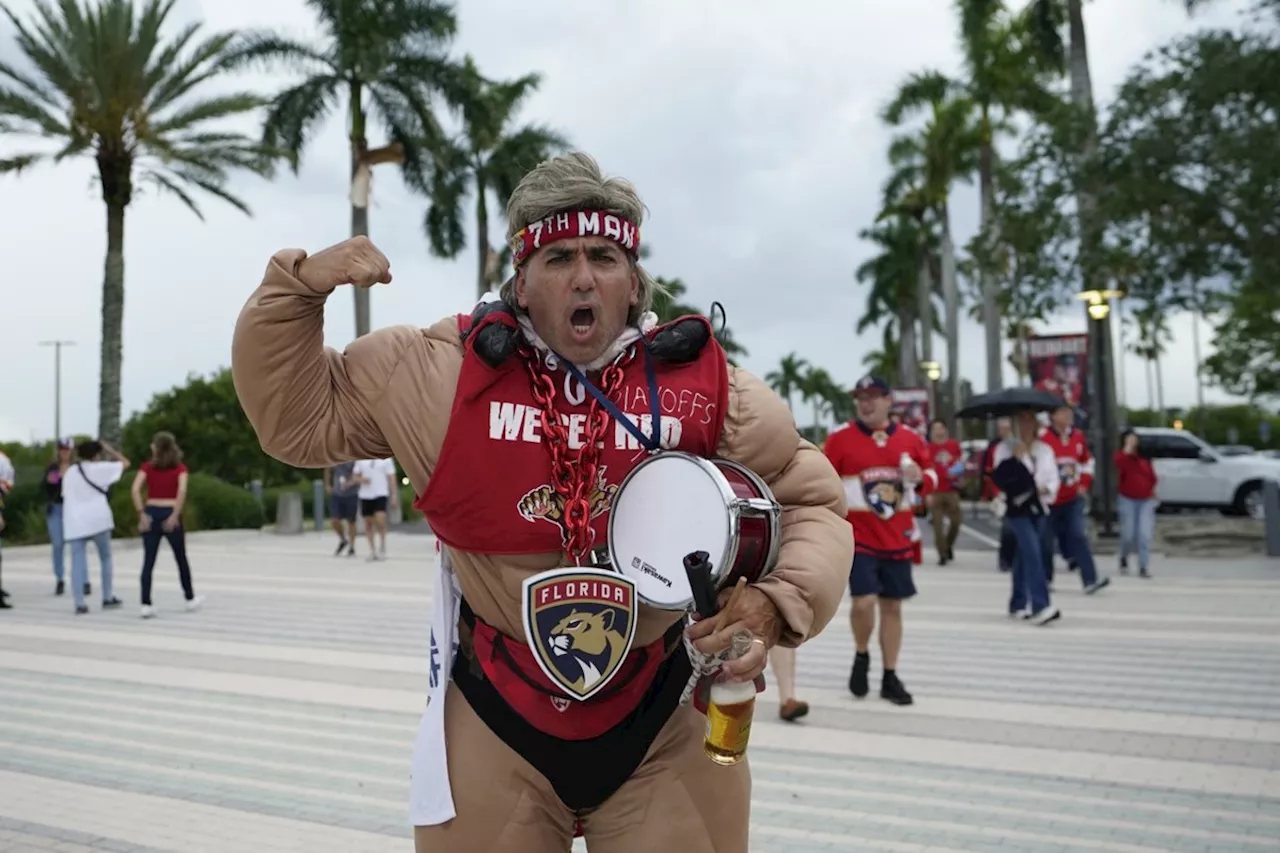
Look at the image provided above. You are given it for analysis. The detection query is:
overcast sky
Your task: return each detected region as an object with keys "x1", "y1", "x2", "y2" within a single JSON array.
[{"x1": 0, "y1": 0, "x2": 1256, "y2": 442}]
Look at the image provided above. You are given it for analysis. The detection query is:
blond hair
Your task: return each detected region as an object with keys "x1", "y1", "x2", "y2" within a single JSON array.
[{"x1": 501, "y1": 152, "x2": 662, "y2": 324}]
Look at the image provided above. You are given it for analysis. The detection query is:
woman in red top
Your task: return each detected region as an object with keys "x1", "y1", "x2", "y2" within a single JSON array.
[
  {"x1": 130, "y1": 431, "x2": 203, "y2": 617},
  {"x1": 1114, "y1": 429, "x2": 1158, "y2": 578}
]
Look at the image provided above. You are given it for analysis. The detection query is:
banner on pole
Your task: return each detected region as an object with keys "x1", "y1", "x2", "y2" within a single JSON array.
[
  {"x1": 891, "y1": 387, "x2": 930, "y2": 435},
  {"x1": 1028, "y1": 333, "x2": 1090, "y2": 427}
]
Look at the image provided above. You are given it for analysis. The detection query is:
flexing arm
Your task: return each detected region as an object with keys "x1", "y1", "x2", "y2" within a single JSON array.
[
  {"x1": 232, "y1": 242, "x2": 417, "y2": 468},
  {"x1": 718, "y1": 369, "x2": 852, "y2": 647}
]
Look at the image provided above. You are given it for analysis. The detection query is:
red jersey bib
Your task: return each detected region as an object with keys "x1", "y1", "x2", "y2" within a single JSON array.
[{"x1": 417, "y1": 312, "x2": 730, "y2": 556}]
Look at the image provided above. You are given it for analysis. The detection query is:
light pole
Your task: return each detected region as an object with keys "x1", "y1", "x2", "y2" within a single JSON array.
[
  {"x1": 921, "y1": 360, "x2": 942, "y2": 425},
  {"x1": 39, "y1": 340, "x2": 75, "y2": 441},
  {"x1": 1077, "y1": 290, "x2": 1123, "y2": 537}
]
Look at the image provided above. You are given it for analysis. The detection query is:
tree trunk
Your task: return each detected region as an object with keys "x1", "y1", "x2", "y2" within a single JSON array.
[
  {"x1": 475, "y1": 179, "x2": 491, "y2": 300},
  {"x1": 97, "y1": 201, "x2": 126, "y2": 444},
  {"x1": 897, "y1": 311, "x2": 919, "y2": 388},
  {"x1": 350, "y1": 84, "x2": 372, "y2": 338},
  {"x1": 1145, "y1": 357, "x2": 1155, "y2": 411},
  {"x1": 1154, "y1": 352, "x2": 1166, "y2": 421},
  {"x1": 1190, "y1": 289, "x2": 1205, "y2": 411},
  {"x1": 978, "y1": 131, "x2": 1002, "y2": 396},
  {"x1": 941, "y1": 204, "x2": 960, "y2": 429}
]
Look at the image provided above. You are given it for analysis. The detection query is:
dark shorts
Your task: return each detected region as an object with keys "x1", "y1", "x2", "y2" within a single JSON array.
[
  {"x1": 330, "y1": 494, "x2": 358, "y2": 522},
  {"x1": 360, "y1": 496, "x2": 388, "y2": 517},
  {"x1": 849, "y1": 552, "x2": 917, "y2": 600}
]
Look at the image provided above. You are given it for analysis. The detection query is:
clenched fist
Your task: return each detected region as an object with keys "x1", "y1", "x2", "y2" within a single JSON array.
[{"x1": 297, "y1": 236, "x2": 392, "y2": 291}]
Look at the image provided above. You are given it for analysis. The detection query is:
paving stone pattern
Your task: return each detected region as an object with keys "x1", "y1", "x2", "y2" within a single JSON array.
[{"x1": 1, "y1": 530, "x2": 1278, "y2": 852}]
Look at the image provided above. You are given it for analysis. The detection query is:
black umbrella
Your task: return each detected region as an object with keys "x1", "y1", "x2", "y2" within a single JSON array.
[{"x1": 956, "y1": 387, "x2": 1067, "y2": 419}]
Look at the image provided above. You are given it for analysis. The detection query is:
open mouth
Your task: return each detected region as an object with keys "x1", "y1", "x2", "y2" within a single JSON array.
[{"x1": 569, "y1": 306, "x2": 595, "y2": 339}]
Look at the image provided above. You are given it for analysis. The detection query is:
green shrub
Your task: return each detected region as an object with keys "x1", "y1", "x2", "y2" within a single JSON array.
[{"x1": 0, "y1": 472, "x2": 262, "y2": 546}]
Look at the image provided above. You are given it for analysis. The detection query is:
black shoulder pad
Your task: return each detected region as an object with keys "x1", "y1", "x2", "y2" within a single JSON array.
[
  {"x1": 649, "y1": 316, "x2": 711, "y2": 364},
  {"x1": 464, "y1": 300, "x2": 522, "y2": 367}
]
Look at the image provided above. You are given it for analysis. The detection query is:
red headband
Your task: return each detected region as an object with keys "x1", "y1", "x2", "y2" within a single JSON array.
[{"x1": 510, "y1": 209, "x2": 641, "y2": 268}]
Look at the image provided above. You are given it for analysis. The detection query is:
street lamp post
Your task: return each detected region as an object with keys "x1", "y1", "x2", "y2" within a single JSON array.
[
  {"x1": 921, "y1": 360, "x2": 942, "y2": 424},
  {"x1": 1077, "y1": 290, "x2": 1123, "y2": 537},
  {"x1": 38, "y1": 340, "x2": 76, "y2": 442}
]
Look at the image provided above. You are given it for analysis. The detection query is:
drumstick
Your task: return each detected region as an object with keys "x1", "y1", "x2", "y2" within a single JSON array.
[{"x1": 713, "y1": 577, "x2": 747, "y2": 634}]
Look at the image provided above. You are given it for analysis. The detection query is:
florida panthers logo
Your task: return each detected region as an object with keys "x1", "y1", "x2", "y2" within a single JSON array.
[
  {"x1": 517, "y1": 467, "x2": 618, "y2": 547},
  {"x1": 1059, "y1": 460, "x2": 1079, "y2": 485},
  {"x1": 522, "y1": 568, "x2": 637, "y2": 701},
  {"x1": 861, "y1": 467, "x2": 904, "y2": 521}
]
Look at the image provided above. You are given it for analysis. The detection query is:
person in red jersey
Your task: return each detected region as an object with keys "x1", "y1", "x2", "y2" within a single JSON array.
[
  {"x1": 1039, "y1": 404, "x2": 1111, "y2": 595},
  {"x1": 927, "y1": 419, "x2": 965, "y2": 565},
  {"x1": 824, "y1": 375, "x2": 937, "y2": 706},
  {"x1": 1114, "y1": 428, "x2": 1158, "y2": 578}
]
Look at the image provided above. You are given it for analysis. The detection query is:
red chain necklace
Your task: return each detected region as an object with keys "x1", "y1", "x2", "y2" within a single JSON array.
[{"x1": 522, "y1": 346, "x2": 634, "y2": 566}]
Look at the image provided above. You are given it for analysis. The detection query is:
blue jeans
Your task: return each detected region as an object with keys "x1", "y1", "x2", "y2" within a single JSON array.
[
  {"x1": 1008, "y1": 515, "x2": 1051, "y2": 615},
  {"x1": 1118, "y1": 496, "x2": 1156, "y2": 570},
  {"x1": 46, "y1": 504, "x2": 66, "y2": 581},
  {"x1": 1043, "y1": 497, "x2": 1098, "y2": 587},
  {"x1": 70, "y1": 530, "x2": 114, "y2": 608}
]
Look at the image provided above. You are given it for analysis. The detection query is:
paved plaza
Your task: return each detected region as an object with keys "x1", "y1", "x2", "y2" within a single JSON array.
[{"x1": 0, "y1": 529, "x2": 1278, "y2": 853}]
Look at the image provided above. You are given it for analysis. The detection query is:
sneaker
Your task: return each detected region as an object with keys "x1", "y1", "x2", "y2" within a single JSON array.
[
  {"x1": 0, "y1": 595, "x2": 11, "y2": 610},
  {"x1": 849, "y1": 652, "x2": 870, "y2": 698},
  {"x1": 779, "y1": 698, "x2": 810, "y2": 722},
  {"x1": 102, "y1": 597, "x2": 122, "y2": 608},
  {"x1": 75, "y1": 604, "x2": 89, "y2": 615},
  {"x1": 1030, "y1": 605, "x2": 1062, "y2": 626},
  {"x1": 185, "y1": 595, "x2": 205, "y2": 613},
  {"x1": 1008, "y1": 608, "x2": 1030, "y2": 620},
  {"x1": 334, "y1": 539, "x2": 348, "y2": 556},
  {"x1": 346, "y1": 544, "x2": 356, "y2": 557},
  {"x1": 140, "y1": 604, "x2": 156, "y2": 619},
  {"x1": 1119, "y1": 558, "x2": 1129, "y2": 576},
  {"x1": 366, "y1": 552, "x2": 381, "y2": 563},
  {"x1": 880, "y1": 672, "x2": 914, "y2": 706},
  {"x1": 55, "y1": 580, "x2": 65, "y2": 596},
  {"x1": 1084, "y1": 577, "x2": 1111, "y2": 595},
  {"x1": 1139, "y1": 567, "x2": 1151, "y2": 579}
]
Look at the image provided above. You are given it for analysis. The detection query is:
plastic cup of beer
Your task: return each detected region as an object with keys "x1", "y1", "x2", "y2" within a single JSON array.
[{"x1": 703, "y1": 631, "x2": 756, "y2": 765}]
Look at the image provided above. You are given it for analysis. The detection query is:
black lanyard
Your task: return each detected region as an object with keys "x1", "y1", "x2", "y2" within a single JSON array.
[{"x1": 553, "y1": 342, "x2": 663, "y2": 452}]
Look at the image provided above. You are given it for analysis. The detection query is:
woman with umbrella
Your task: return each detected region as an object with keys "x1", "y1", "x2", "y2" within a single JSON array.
[{"x1": 960, "y1": 389, "x2": 1064, "y2": 625}]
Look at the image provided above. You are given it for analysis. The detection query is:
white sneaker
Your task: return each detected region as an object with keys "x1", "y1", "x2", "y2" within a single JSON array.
[
  {"x1": 366, "y1": 552, "x2": 381, "y2": 562},
  {"x1": 185, "y1": 595, "x2": 205, "y2": 612},
  {"x1": 1030, "y1": 605, "x2": 1062, "y2": 626},
  {"x1": 140, "y1": 605, "x2": 156, "y2": 619}
]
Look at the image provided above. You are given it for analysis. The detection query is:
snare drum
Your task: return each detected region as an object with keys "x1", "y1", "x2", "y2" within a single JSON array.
[{"x1": 607, "y1": 452, "x2": 782, "y2": 610}]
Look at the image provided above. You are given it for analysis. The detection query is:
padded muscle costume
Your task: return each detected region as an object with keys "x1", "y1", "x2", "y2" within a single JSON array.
[{"x1": 231, "y1": 249, "x2": 853, "y2": 852}]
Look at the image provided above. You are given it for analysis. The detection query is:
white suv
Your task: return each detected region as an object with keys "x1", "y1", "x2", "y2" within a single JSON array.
[{"x1": 1134, "y1": 427, "x2": 1280, "y2": 519}]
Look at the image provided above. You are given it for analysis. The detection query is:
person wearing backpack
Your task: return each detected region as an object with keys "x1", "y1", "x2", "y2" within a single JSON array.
[{"x1": 62, "y1": 440, "x2": 130, "y2": 614}]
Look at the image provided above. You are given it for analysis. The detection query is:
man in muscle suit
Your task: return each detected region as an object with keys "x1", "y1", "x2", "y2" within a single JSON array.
[{"x1": 232, "y1": 152, "x2": 852, "y2": 853}]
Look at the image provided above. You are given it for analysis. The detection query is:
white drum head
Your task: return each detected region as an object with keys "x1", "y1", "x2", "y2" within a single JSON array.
[{"x1": 608, "y1": 454, "x2": 733, "y2": 610}]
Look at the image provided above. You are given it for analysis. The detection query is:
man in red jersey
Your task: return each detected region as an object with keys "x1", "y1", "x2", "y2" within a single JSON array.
[
  {"x1": 927, "y1": 419, "x2": 965, "y2": 565},
  {"x1": 1039, "y1": 404, "x2": 1111, "y2": 595},
  {"x1": 824, "y1": 375, "x2": 937, "y2": 706}
]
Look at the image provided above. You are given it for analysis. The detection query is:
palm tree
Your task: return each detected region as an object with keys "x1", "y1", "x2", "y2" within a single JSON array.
[
  {"x1": 225, "y1": 0, "x2": 466, "y2": 338},
  {"x1": 881, "y1": 70, "x2": 981, "y2": 420},
  {"x1": 954, "y1": 0, "x2": 1058, "y2": 393},
  {"x1": 855, "y1": 215, "x2": 923, "y2": 386},
  {"x1": 650, "y1": 276, "x2": 749, "y2": 365},
  {"x1": 0, "y1": 0, "x2": 276, "y2": 443},
  {"x1": 800, "y1": 366, "x2": 839, "y2": 435},
  {"x1": 862, "y1": 325, "x2": 901, "y2": 382},
  {"x1": 765, "y1": 353, "x2": 809, "y2": 412},
  {"x1": 422, "y1": 57, "x2": 569, "y2": 299}
]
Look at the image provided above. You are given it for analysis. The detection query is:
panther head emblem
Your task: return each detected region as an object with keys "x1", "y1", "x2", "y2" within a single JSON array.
[
  {"x1": 865, "y1": 481, "x2": 902, "y2": 521},
  {"x1": 523, "y1": 568, "x2": 638, "y2": 702},
  {"x1": 547, "y1": 608, "x2": 629, "y2": 694}
]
